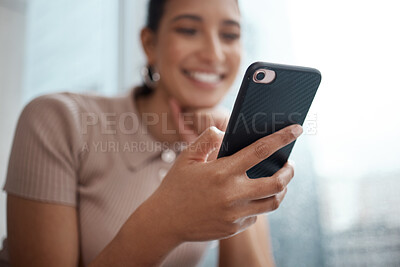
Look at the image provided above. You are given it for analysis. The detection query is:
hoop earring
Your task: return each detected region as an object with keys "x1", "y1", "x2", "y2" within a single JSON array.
[{"x1": 141, "y1": 65, "x2": 160, "y2": 89}]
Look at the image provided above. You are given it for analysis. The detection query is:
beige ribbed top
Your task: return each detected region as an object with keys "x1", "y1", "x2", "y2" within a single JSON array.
[{"x1": 0, "y1": 88, "x2": 210, "y2": 266}]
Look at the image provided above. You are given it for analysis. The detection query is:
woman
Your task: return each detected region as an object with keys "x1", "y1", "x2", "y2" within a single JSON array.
[{"x1": 0, "y1": 0, "x2": 302, "y2": 266}]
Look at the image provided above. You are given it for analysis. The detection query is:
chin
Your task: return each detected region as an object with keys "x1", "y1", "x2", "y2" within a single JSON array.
[
  {"x1": 179, "y1": 88, "x2": 226, "y2": 109},
  {"x1": 179, "y1": 97, "x2": 216, "y2": 109}
]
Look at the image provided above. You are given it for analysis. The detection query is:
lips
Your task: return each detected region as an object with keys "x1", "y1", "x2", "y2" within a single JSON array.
[{"x1": 183, "y1": 69, "x2": 225, "y2": 85}]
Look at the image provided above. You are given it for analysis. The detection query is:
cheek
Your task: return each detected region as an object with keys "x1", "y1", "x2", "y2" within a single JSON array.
[
  {"x1": 225, "y1": 44, "x2": 242, "y2": 83},
  {"x1": 157, "y1": 37, "x2": 189, "y2": 73},
  {"x1": 230, "y1": 44, "x2": 243, "y2": 72}
]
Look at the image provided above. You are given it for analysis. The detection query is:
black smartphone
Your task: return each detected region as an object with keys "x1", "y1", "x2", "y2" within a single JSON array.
[{"x1": 217, "y1": 62, "x2": 322, "y2": 178}]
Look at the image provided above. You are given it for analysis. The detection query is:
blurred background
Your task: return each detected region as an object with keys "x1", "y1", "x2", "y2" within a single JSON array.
[{"x1": 1, "y1": 0, "x2": 399, "y2": 266}]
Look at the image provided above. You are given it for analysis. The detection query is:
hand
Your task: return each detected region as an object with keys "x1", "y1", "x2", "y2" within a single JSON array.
[
  {"x1": 168, "y1": 98, "x2": 229, "y2": 144},
  {"x1": 144, "y1": 124, "x2": 303, "y2": 243}
]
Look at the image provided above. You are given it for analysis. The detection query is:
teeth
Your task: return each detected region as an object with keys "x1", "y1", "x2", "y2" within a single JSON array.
[{"x1": 188, "y1": 71, "x2": 221, "y2": 83}]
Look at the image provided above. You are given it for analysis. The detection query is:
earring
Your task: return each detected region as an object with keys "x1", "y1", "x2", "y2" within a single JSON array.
[{"x1": 141, "y1": 65, "x2": 160, "y2": 89}]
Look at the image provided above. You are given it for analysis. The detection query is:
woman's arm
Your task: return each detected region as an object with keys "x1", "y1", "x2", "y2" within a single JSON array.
[
  {"x1": 7, "y1": 194, "x2": 182, "y2": 267},
  {"x1": 7, "y1": 195, "x2": 80, "y2": 267},
  {"x1": 89, "y1": 194, "x2": 182, "y2": 267},
  {"x1": 218, "y1": 215, "x2": 275, "y2": 267}
]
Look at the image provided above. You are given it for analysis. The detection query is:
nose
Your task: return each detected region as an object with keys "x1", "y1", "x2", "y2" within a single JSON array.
[{"x1": 199, "y1": 31, "x2": 226, "y2": 64}]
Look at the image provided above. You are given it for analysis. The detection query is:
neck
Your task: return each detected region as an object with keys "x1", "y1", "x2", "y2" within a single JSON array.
[{"x1": 135, "y1": 87, "x2": 181, "y2": 144}]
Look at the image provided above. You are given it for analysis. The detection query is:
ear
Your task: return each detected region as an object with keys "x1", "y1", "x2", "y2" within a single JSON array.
[{"x1": 141, "y1": 28, "x2": 157, "y2": 66}]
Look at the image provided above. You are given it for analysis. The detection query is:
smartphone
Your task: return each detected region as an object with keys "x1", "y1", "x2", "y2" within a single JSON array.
[{"x1": 217, "y1": 62, "x2": 321, "y2": 178}]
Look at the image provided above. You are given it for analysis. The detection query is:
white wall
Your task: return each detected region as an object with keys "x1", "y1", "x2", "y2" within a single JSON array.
[
  {"x1": 0, "y1": 0, "x2": 27, "y2": 242},
  {"x1": 120, "y1": 0, "x2": 148, "y2": 91},
  {"x1": 23, "y1": 0, "x2": 120, "y2": 100}
]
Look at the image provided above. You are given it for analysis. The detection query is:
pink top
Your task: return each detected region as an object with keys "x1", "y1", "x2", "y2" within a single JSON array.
[{"x1": 0, "y1": 88, "x2": 210, "y2": 266}]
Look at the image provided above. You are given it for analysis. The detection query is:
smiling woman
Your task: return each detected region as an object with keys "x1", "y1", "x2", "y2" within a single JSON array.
[
  {"x1": 139, "y1": 0, "x2": 242, "y2": 109},
  {"x1": 0, "y1": 0, "x2": 302, "y2": 266}
]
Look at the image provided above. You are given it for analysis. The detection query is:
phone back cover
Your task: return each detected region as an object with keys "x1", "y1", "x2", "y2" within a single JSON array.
[{"x1": 217, "y1": 62, "x2": 321, "y2": 178}]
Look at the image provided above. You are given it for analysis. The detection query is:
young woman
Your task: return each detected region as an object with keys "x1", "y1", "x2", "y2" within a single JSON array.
[{"x1": 0, "y1": 0, "x2": 302, "y2": 266}]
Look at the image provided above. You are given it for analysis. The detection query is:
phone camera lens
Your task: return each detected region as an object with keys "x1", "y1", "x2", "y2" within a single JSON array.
[
  {"x1": 253, "y1": 69, "x2": 276, "y2": 84},
  {"x1": 256, "y1": 71, "x2": 265, "y2": 81}
]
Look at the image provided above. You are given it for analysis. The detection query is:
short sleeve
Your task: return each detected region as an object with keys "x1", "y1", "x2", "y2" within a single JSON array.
[{"x1": 3, "y1": 93, "x2": 83, "y2": 206}]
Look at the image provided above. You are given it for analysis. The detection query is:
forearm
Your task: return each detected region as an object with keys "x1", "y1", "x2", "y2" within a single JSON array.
[
  {"x1": 218, "y1": 215, "x2": 275, "y2": 267},
  {"x1": 89, "y1": 197, "x2": 182, "y2": 267}
]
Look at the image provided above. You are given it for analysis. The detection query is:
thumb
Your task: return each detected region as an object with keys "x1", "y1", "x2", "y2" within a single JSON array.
[
  {"x1": 169, "y1": 98, "x2": 198, "y2": 143},
  {"x1": 181, "y1": 126, "x2": 225, "y2": 162}
]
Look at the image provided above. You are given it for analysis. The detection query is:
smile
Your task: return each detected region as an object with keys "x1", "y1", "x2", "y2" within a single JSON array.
[{"x1": 183, "y1": 69, "x2": 225, "y2": 85}]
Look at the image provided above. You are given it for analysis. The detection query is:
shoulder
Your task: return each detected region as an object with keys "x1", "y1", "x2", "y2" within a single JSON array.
[
  {"x1": 22, "y1": 91, "x2": 110, "y2": 117},
  {"x1": 20, "y1": 92, "x2": 82, "y2": 124},
  {"x1": 20, "y1": 90, "x2": 131, "y2": 124},
  {"x1": 16, "y1": 90, "x2": 137, "y2": 150}
]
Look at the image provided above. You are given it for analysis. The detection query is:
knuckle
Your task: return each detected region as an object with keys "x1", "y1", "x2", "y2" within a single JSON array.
[
  {"x1": 248, "y1": 216, "x2": 257, "y2": 226},
  {"x1": 253, "y1": 181, "x2": 268, "y2": 198},
  {"x1": 252, "y1": 183, "x2": 263, "y2": 197},
  {"x1": 199, "y1": 127, "x2": 214, "y2": 144},
  {"x1": 273, "y1": 174, "x2": 286, "y2": 192},
  {"x1": 220, "y1": 192, "x2": 235, "y2": 208},
  {"x1": 215, "y1": 171, "x2": 236, "y2": 190},
  {"x1": 207, "y1": 126, "x2": 222, "y2": 139},
  {"x1": 271, "y1": 196, "x2": 281, "y2": 210},
  {"x1": 255, "y1": 203, "x2": 266, "y2": 214},
  {"x1": 213, "y1": 168, "x2": 226, "y2": 181},
  {"x1": 215, "y1": 158, "x2": 239, "y2": 180},
  {"x1": 222, "y1": 211, "x2": 239, "y2": 225},
  {"x1": 205, "y1": 126, "x2": 215, "y2": 134},
  {"x1": 226, "y1": 223, "x2": 239, "y2": 236},
  {"x1": 254, "y1": 141, "x2": 270, "y2": 159},
  {"x1": 288, "y1": 164, "x2": 295, "y2": 178},
  {"x1": 225, "y1": 157, "x2": 239, "y2": 174},
  {"x1": 289, "y1": 129, "x2": 297, "y2": 140}
]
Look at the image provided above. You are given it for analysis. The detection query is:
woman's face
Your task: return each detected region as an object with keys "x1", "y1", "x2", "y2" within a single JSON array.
[{"x1": 144, "y1": 0, "x2": 242, "y2": 109}]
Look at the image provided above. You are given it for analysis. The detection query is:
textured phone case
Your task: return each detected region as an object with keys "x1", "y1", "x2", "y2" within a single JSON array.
[{"x1": 217, "y1": 62, "x2": 321, "y2": 178}]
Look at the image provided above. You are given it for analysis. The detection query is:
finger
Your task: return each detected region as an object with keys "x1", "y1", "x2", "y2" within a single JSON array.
[
  {"x1": 243, "y1": 162, "x2": 294, "y2": 200},
  {"x1": 169, "y1": 98, "x2": 198, "y2": 143},
  {"x1": 207, "y1": 148, "x2": 219, "y2": 162},
  {"x1": 229, "y1": 124, "x2": 303, "y2": 172},
  {"x1": 190, "y1": 108, "x2": 230, "y2": 134},
  {"x1": 219, "y1": 216, "x2": 258, "y2": 239},
  {"x1": 218, "y1": 113, "x2": 229, "y2": 132},
  {"x1": 236, "y1": 216, "x2": 258, "y2": 234},
  {"x1": 210, "y1": 109, "x2": 230, "y2": 132},
  {"x1": 181, "y1": 126, "x2": 225, "y2": 162},
  {"x1": 193, "y1": 111, "x2": 213, "y2": 134},
  {"x1": 245, "y1": 187, "x2": 288, "y2": 217}
]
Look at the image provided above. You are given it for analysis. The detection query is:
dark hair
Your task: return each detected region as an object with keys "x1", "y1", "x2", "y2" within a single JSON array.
[
  {"x1": 146, "y1": 0, "x2": 168, "y2": 32},
  {"x1": 146, "y1": 0, "x2": 238, "y2": 32},
  {"x1": 137, "y1": 0, "x2": 169, "y2": 96}
]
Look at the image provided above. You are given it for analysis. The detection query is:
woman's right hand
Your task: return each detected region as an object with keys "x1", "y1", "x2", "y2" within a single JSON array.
[{"x1": 144, "y1": 124, "x2": 303, "y2": 243}]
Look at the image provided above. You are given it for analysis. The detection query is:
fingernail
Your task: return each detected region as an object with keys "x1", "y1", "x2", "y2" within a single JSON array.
[
  {"x1": 210, "y1": 126, "x2": 224, "y2": 135},
  {"x1": 292, "y1": 125, "x2": 303, "y2": 138}
]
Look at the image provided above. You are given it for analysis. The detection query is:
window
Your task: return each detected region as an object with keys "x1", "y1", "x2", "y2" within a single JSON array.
[
  {"x1": 0, "y1": 0, "x2": 121, "y2": 246},
  {"x1": 23, "y1": 0, "x2": 120, "y2": 101},
  {"x1": 202, "y1": 0, "x2": 400, "y2": 265}
]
